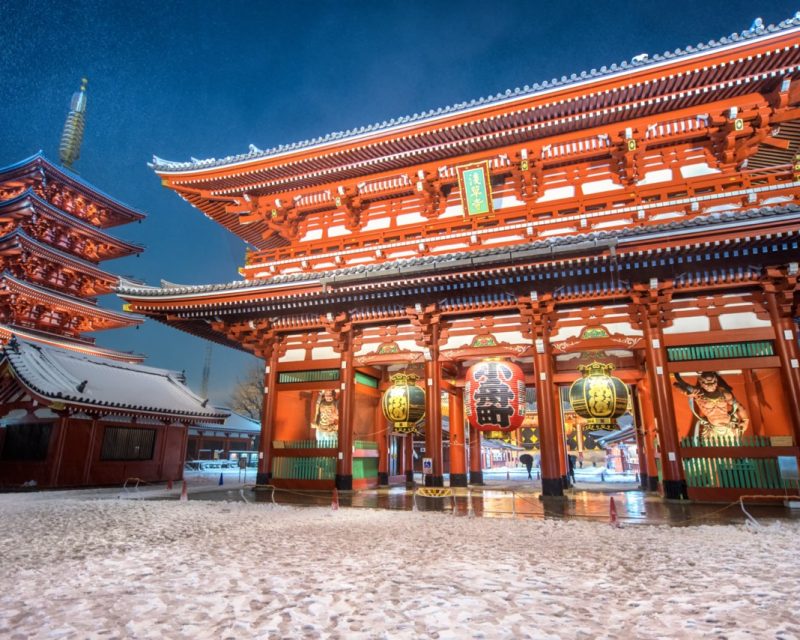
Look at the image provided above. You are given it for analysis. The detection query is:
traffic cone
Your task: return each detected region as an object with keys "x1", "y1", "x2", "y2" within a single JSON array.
[
  {"x1": 180, "y1": 480, "x2": 188, "y2": 502},
  {"x1": 167, "y1": 478, "x2": 173, "y2": 490},
  {"x1": 609, "y1": 496, "x2": 619, "y2": 527},
  {"x1": 219, "y1": 472, "x2": 224, "y2": 486},
  {"x1": 331, "y1": 488, "x2": 339, "y2": 511}
]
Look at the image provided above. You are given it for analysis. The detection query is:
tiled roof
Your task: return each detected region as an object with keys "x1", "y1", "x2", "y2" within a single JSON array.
[
  {"x1": 151, "y1": 14, "x2": 800, "y2": 173},
  {"x1": 0, "y1": 152, "x2": 146, "y2": 222},
  {"x1": 193, "y1": 409, "x2": 260, "y2": 434},
  {"x1": 1, "y1": 339, "x2": 228, "y2": 421},
  {"x1": 0, "y1": 229, "x2": 118, "y2": 283},
  {"x1": 2, "y1": 272, "x2": 142, "y2": 325},
  {"x1": 116, "y1": 203, "x2": 800, "y2": 298},
  {"x1": 0, "y1": 189, "x2": 144, "y2": 259}
]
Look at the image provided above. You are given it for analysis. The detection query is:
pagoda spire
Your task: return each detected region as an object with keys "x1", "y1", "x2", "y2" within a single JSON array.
[{"x1": 59, "y1": 78, "x2": 88, "y2": 170}]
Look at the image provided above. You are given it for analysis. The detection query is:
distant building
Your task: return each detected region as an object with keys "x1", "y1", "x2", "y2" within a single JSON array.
[
  {"x1": 188, "y1": 410, "x2": 260, "y2": 464},
  {"x1": 0, "y1": 339, "x2": 227, "y2": 488}
]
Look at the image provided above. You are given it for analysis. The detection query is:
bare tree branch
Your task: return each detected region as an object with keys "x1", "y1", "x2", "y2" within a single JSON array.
[{"x1": 230, "y1": 365, "x2": 263, "y2": 420}]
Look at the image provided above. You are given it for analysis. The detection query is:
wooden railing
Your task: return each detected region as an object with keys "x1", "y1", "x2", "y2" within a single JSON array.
[
  {"x1": 272, "y1": 455, "x2": 336, "y2": 480},
  {"x1": 679, "y1": 435, "x2": 799, "y2": 497}
]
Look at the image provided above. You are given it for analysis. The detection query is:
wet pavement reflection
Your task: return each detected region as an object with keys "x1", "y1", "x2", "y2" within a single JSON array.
[{"x1": 189, "y1": 479, "x2": 800, "y2": 526}]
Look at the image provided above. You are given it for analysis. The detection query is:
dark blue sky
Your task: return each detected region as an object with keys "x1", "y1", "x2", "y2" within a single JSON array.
[{"x1": 1, "y1": 0, "x2": 796, "y2": 403}]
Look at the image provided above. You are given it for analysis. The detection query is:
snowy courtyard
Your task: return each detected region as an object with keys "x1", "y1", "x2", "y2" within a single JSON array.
[{"x1": 1, "y1": 493, "x2": 799, "y2": 639}]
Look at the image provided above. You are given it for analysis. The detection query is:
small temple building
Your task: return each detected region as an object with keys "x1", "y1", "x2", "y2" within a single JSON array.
[
  {"x1": 188, "y1": 410, "x2": 260, "y2": 464},
  {"x1": 119, "y1": 16, "x2": 800, "y2": 502},
  {"x1": 0, "y1": 82, "x2": 229, "y2": 489}
]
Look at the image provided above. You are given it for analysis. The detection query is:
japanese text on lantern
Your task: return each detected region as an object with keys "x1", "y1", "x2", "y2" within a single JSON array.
[
  {"x1": 473, "y1": 363, "x2": 515, "y2": 427},
  {"x1": 465, "y1": 360, "x2": 525, "y2": 432}
]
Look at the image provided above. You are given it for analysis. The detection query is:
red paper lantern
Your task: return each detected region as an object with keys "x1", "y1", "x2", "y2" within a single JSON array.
[{"x1": 464, "y1": 359, "x2": 526, "y2": 432}]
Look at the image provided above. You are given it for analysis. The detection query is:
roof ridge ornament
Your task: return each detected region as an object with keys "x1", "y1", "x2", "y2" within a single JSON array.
[{"x1": 59, "y1": 78, "x2": 88, "y2": 170}]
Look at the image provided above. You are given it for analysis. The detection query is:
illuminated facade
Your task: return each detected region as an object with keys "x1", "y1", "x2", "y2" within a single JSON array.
[
  {"x1": 0, "y1": 152, "x2": 144, "y2": 360},
  {"x1": 121, "y1": 17, "x2": 800, "y2": 501}
]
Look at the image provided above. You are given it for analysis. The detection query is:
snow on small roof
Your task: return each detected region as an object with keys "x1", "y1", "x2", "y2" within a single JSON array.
[
  {"x1": 0, "y1": 323, "x2": 145, "y2": 363},
  {"x1": 150, "y1": 14, "x2": 800, "y2": 174},
  {"x1": 1, "y1": 339, "x2": 229, "y2": 421},
  {"x1": 194, "y1": 409, "x2": 260, "y2": 433}
]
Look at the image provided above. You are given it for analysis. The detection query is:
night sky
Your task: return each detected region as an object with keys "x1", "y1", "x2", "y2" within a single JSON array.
[{"x1": 1, "y1": 0, "x2": 796, "y2": 404}]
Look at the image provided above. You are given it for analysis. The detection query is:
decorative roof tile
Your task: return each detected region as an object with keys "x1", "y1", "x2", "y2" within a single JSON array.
[{"x1": 151, "y1": 14, "x2": 800, "y2": 173}]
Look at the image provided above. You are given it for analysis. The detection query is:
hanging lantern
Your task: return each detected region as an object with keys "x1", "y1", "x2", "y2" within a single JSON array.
[
  {"x1": 382, "y1": 373, "x2": 426, "y2": 434},
  {"x1": 464, "y1": 359, "x2": 526, "y2": 432},
  {"x1": 568, "y1": 361, "x2": 629, "y2": 430}
]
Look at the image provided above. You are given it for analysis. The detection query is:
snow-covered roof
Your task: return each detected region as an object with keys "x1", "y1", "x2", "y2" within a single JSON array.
[
  {"x1": 150, "y1": 14, "x2": 800, "y2": 174},
  {"x1": 193, "y1": 409, "x2": 260, "y2": 434},
  {"x1": 1, "y1": 339, "x2": 228, "y2": 422}
]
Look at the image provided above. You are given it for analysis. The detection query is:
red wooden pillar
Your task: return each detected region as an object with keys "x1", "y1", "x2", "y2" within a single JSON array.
[
  {"x1": 469, "y1": 427, "x2": 483, "y2": 484},
  {"x1": 195, "y1": 430, "x2": 204, "y2": 460},
  {"x1": 178, "y1": 423, "x2": 189, "y2": 480},
  {"x1": 377, "y1": 397, "x2": 389, "y2": 486},
  {"x1": 222, "y1": 432, "x2": 231, "y2": 459},
  {"x1": 742, "y1": 371, "x2": 765, "y2": 435},
  {"x1": 424, "y1": 349, "x2": 444, "y2": 487},
  {"x1": 629, "y1": 384, "x2": 650, "y2": 490},
  {"x1": 336, "y1": 335, "x2": 355, "y2": 490},
  {"x1": 534, "y1": 340, "x2": 562, "y2": 496},
  {"x1": 635, "y1": 379, "x2": 659, "y2": 491},
  {"x1": 257, "y1": 340, "x2": 280, "y2": 485},
  {"x1": 156, "y1": 420, "x2": 170, "y2": 479},
  {"x1": 449, "y1": 387, "x2": 467, "y2": 487},
  {"x1": 48, "y1": 414, "x2": 69, "y2": 488},
  {"x1": 763, "y1": 286, "x2": 800, "y2": 442},
  {"x1": 641, "y1": 319, "x2": 685, "y2": 499},
  {"x1": 404, "y1": 434, "x2": 415, "y2": 487},
  {"x1": 552, "y1": 383, "x2": 569, "y2": 489},
  {"x1": 81, "y1": 417, "x2": 98, "y2": 485}
]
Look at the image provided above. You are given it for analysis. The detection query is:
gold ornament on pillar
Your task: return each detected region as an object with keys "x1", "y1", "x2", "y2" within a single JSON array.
[
  {"x1": 381, "y1": 373, "x2": 426, "y2": 434},
  {"x1": 568, "y1": 361, "x2": 629, "y2": 430}
]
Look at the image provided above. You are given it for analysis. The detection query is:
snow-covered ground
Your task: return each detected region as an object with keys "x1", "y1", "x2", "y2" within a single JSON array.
[{"x1": 1, "y1": 492, "x2": 799, "y2": 639}]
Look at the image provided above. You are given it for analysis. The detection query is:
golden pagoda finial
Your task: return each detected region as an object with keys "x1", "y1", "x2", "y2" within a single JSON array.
[{"x1": 59, "y1": 78, "x2": 88, "y2": 170}]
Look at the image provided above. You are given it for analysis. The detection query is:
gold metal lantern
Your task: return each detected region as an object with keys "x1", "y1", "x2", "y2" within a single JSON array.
[
  {"x1": 568, "y1": 361, "x2": 629, "y2": 430},
  {"x1": 381, "y1": 373, "x2": 426, "y2": 434}
]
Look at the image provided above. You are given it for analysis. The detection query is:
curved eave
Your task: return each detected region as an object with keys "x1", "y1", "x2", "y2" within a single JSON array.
[
  {"x1": 152, "y1": 20, "x2": 800, "y2": 185},
  {"x1": 118, "y1": 204, "x2": 800, "y2": 318},
  {"x1": 2, "y1": 370, "x2": 227, "y2": 422},
  {"x1": 0, "y1": 189, "x2": 144, "y2": 259},
  {"x1": 2, "y1": 272, "x2": 144, "y2": 328},
  {"x1": 0, "y1": 324, "x2": 145, "y2": 363},
  {"x1": 0, "y1": 152, "x2": 146, "y2": 227},
  {"x1": 0, "y1": 229, "x2": 119, "y2": 286}
]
